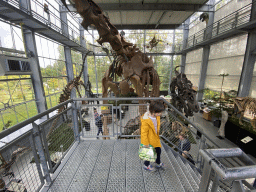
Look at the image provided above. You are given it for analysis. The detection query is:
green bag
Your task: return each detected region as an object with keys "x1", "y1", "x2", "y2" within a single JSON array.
[{"x1": 138, "y1": 144, "x2": 157, "y2": 162}]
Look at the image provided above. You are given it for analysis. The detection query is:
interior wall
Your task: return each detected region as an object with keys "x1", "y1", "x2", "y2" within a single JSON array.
[
  {"x1": 249, "y1": 61, "x2": 256, "y2": 97},
  {"x1": 185, "y1": 0, "x2": 251, "y2": 95},
  {"x1": 205, "y1": 34, "x2": 247, "y2": 92},
  {"x1": 184, "y1": 48, "x2": 203, "y2": 88},
  {"x1": 214, "y1": 0, "x2": 252, "y2": 22}
]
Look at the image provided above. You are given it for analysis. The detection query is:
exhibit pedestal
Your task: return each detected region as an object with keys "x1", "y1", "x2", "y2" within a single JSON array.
[{"x1": 225, "y1": 120, "x2": 256, "y2": 157}]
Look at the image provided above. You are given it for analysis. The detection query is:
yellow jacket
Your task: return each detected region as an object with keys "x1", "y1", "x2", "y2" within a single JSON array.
[{"x1": 140, "y1": 112, "x2": 161, "y2": 148}]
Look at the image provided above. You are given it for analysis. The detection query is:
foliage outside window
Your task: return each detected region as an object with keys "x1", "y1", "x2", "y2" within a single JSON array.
[
  {"x1": 36, "y1": 35, "x2": 68, "y2": 109},
  {"x1": 0, "y1": 21, "x2": 37, "y2": 130}
]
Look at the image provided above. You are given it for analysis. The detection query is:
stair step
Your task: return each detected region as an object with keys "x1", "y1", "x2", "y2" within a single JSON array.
[
  {"x1": 164, "y1": 146, "x2": 195, "y2": 191},
  {"x1": 176, "y1": 156, "x2": 199, "y2": 191},
  {"x1": 159, "y1": 147, "x2": 186, "y2": 192}
]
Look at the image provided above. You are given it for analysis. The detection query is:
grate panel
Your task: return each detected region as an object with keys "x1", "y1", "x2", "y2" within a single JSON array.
[
  {"x1": 126, "y1": 140, "x2": 146, "y2": 192},
  {"x1": 48, "y1": 142, "x2": 91, "y2": 192},
  {"x1": 158, "y1": 147, "x2": 185, "y2": 192},
  {"x1": 86, "y1": 141, "x2": 115, "y2": 191},
  {"x1": 165, "y1": 148, "x2": 195, "y2": 191},
  {"x1": 106, "y1": 141, "x2": 126, "y2": 192},
  {"x1": 176, "y1": 156, "x2": 199, "y2": 191}
]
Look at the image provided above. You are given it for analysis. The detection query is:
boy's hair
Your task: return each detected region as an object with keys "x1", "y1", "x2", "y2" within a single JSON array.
[
  {"x1": 149, "y1": 100, "x2": 165, "y2": 113},
  {"x1": 179, "y1": 133, "x2": 188, "y2": 139}
]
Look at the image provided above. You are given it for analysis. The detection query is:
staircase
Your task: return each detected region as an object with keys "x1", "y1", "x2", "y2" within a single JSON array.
[{"x1": 47, "y1": 139, "x2": 230, "y2": 192}]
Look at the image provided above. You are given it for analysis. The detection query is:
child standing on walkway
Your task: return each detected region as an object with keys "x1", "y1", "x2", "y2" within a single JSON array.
[{"x1": 141, "y1": 100, "x2": 165, "y2": 171}]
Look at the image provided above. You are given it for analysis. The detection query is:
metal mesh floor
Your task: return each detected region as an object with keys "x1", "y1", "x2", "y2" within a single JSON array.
[{"x1": 48, "y1": 139, "x2": 186, "y2": 192}]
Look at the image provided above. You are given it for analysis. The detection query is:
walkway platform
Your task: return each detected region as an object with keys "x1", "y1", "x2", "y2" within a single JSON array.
[{"x1": 48, "y1": 140, "x2": 187, "y2": 192}]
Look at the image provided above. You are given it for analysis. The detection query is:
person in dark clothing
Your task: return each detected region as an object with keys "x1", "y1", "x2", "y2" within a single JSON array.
[
  {"x1": 178, "y1": 133, "x2": 191, "y2": 154},
  {"x1": 182, "y1": 150, "x2": 195, "y2": 165},
  {"x1": 94, "y1": 108, "x2": 103, "y2": 139}
]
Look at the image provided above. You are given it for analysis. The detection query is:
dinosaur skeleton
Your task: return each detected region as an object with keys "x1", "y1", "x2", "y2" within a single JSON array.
[
  {"x1": 232, "y1": 97, "x2": 256, "y2": 130},
  {"x1": 170, "y1": 66, "x2": 199, "y2": 117},
  {"x1": 0, "y1": 146, "x2": 30, "y2": 190},
  {"x1": 146, "y1": 35, "x2": 164, "y2": 51},
  {"x1": 47, "y1": 54, "x2": 90, "y2": 138},
  {"x1": 61, "y1": 0, "x2": 161, "y2": 111}
]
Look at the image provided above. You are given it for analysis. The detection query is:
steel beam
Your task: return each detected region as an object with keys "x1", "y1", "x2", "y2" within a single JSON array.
[
  {"x1": 19, "y1": 0, "x2": 47, "y2": 114},
  {"x1": 180, "y1": 19, "x2": 190, "y2": 74},
  {"x1": 238, "y1": 1, "x2": 256, "y2": 97},
  {"x1": 197, "y1": 0, "x2": 215, "y2": 101},
  {"x1": 168, "y1": 30, "x2": 176, "y2": 95},
  {"x1": 60, "y1": 5, "x2": 80, "y2": 141},
  {"x1": 79, "y1": 18, "x2": 89, "y2": 97},
  {"x1": 66, "y1": 3, "x2": 212, "y2": 12},
  {"x1": 112, "y1": 24, "x2": 181, "y2": 30},
  {"x1": 23, "y1": 30, "x2": 47, "y2": 113}
]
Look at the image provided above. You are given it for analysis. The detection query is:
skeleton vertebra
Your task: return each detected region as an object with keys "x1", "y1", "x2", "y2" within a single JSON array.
[{"x1": 170, "y1": 66, "x2": 199, "y2": 117}]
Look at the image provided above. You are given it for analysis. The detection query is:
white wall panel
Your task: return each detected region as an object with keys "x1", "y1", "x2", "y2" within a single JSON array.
[
  {"x1": 207, "y1": 56, "x2": 244, "y2": 76},
  {"x1": 186, "y1": 48, "x2": 203, "y2": 63},
  {"x1": 189, "y1": 22, "x2": 206, "y2": 37},
  {"x1": 205, "y1": 75, "x2": 241, "y2": 92},
  {"x1": 209, "y1": 35, "x2": 247, "y2": 59},
  {"x1": 186, "y1": 75, "x2": 200, "y2": 87},
  {"x1": 214, "y1": 0, "x2": 252, "y2": 22},
  {"x1": 185, "y1": 62, "x2": 201, "y2": 75}
]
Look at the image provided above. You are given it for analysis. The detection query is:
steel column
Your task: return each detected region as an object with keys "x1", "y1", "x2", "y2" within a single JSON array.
[
  {"x1": 238, "y1": 0, "x2": 256, "y2": 97},
  {"x1": 22, "y1": 29, "x2": 48, "y2": 113},
  {"x1": 168, "y1": 30, "x2": 176, "y2": 95},
  {"x1": 60, "y1": 5, "x2": 80, "y2": 141},
  {"x1": 19, "y1": 0, "x2": 47, "y2": 113},
  {"x1": 197, "y1": 45, "x2": 210, "y2": 101},
  {"x1": 79, "y1": 18, "x2": 89, "y2": 97},
  {"x1": 198, "y1": 162, "x2": 212, "y2": 192},
  {"x1": 92, "y1": 30, "x2": 99, "y2": 96},
  {"x1": 144, "y1": 29, "x2": 146, "y2": 53},
  {"x1": 197, "y1": 0, "x2": 215, "y2": 101},
  {"x1": 180, "y1": 19, "x2": 190, "y2": 73},
  {"x1": 32, "y1": 123, "x2": 52, "y2": 184}
]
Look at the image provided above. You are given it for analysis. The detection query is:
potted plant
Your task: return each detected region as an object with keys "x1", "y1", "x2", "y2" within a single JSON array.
[{"x1": 200, "y1": 74, "x2": 236, "y2": 127}]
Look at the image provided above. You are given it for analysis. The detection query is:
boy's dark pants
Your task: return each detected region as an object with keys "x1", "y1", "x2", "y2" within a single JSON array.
[{"x1": 144, "y1": 147, "x2": 161, "y2": 166}]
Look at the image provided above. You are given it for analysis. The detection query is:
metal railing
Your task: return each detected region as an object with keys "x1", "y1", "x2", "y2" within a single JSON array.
[
  {"x1": 176, "y1": 1, "x2": 253, "y2": 52},
  {"x1": 3, "y1": 0, "x2": 86, "y2": 49},
  {"x1": 199, "y1": 148, "x2": 256, "y2": 192},
  {"x1": 0, "y1": 97, "x2": 255, "y2": 191},
  {"x1": 0, "y1": 99, "x2": 76, "y2": 191}
]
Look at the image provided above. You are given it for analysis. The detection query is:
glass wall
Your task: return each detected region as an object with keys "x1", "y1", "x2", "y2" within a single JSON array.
[
  {"x1": 0, "y1": 21, "x2": 37, "y2": 130},
  {"x1": 36, "y1": 35, "x2": 67, "y2": 109}
]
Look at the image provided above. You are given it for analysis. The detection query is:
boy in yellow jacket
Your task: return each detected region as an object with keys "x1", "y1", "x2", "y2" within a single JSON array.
[{"x1": 141, "y1": 100, "x2": 165, "y2": 171}]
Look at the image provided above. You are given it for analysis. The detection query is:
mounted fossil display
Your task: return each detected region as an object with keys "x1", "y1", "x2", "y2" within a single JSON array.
[
  {"x1": 170, "y1": 66, "x2": 199, "y2": 117},
  {"x1": 61, "y1": 0, "x2": 161, "y2": 114}
]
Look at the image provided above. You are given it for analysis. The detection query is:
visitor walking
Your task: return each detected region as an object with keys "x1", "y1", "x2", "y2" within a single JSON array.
[
  {"x1": 94, "y1": 108, "x2": 103, "y2": 139},
  {"x1": 141, "y1": 100, "x2": 166, "y2": 171}
]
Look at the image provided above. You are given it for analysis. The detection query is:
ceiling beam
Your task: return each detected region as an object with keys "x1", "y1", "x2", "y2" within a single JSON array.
[
  {"x1": 113, "y1": 24, "x2": 183, "y2": 30},
  {"x1": 66, "y1": 4, "x2": 212, "y2": 12},
  {"x1": 98, "y1": 3, "x2": 212, "y2": 12}
]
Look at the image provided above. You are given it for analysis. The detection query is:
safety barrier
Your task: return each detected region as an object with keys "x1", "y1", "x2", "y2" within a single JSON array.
[{"x1": 0, "y1": 97, "x2": 255, "y2": 191}]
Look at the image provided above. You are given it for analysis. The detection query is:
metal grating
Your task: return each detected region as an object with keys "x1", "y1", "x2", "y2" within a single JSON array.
[{"x1": 48, "y1": 139, "x2": 198, "y2": 192}]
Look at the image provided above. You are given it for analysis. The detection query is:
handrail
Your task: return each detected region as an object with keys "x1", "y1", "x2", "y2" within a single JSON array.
[
  {"x1": 180, "y1": 1, "x2": 254, "y2": 51},
  {"x1": 199, "y1": 148, "x2": 256, "y2": 180},
  {"x1": 0, "y1": 99, "x2": 72, "y2": 140},
  {"x1": 162, "y1": 99, "x2": 222, "y2": 149}
]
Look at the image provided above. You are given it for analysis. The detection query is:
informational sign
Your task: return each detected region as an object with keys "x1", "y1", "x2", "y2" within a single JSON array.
[{"x1": 241, "y1": 136, "x2": 253, "y2": 144}]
